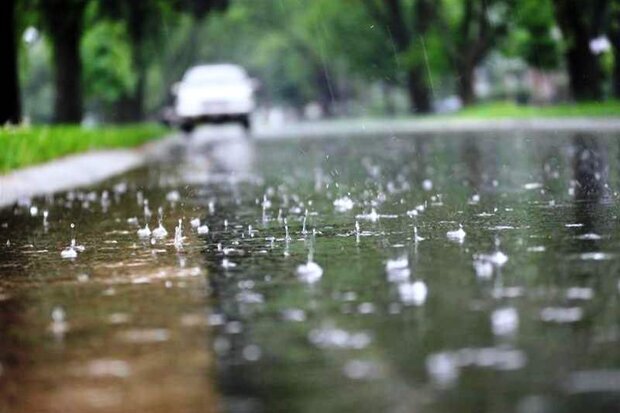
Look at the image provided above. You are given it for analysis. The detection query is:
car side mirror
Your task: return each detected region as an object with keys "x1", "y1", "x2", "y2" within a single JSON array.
[{"x1": 171, "y1": 82, "x2": 180, "y2": 96}]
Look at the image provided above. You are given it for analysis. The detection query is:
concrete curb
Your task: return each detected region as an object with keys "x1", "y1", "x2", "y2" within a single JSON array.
[
  {"x1": 0, "y1": 134, "x2": 180, "y2": 209},
  {"x1": 255, "y1": 117, "x2": 620, "y2": 140}
]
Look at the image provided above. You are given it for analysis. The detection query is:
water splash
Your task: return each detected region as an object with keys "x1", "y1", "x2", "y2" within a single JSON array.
[
  {"x1": 473, "y1": 259, "x2": 494, "y2": 279},
  {"x1": 221, "y1": 258, "x2": 237, "y2": 269},
  {"x1": 413, "y1": 226, "x2": 425, "y2": 243},
  {"x1": 386, "y1": 256, "x2": 408, "y2": 271},
  {"x1": 426, "y1": 346, "x2": 525, "y2": 387},
  {"x1": 143, "y1": 199, "x2": 152, "y2": 221},
  {"x1": 284, "y1": 218, "x2": 291, "y2": 241},
  {"x1": 49, "y1": 306, "x2": 68, "y2": 337},
  {"x1": 166, "y1": 190, "x2": 181, "y2": 203},
  {"x1": 422, "y1": 179, "x2": 433, "y2": 191},
  {"x1": 446, "y1": 224, "x2": 466, "y2": 243},
  {"x1": 174, "y1": 219, "x2": 184, "y2": 250},
  {"x1": 197, "y1": 223, "x2": 209, "y2": 235},
  {"x1": 296, "y1": 256, "x2": 323, "y2": 283},
  {"x1": 474, "y1": 238, "x2": 508, "y2": 269},
  {"x1": 309, "y1": 325, "x2": 371, "y2": 349},
  {"x1": 491, "y1": 307, "x2": 519, "y2": 336},
  {"x1": 61, "y1": 223, "x2": 84, "y2": 258},
  {"x1": 301, "y1": 214, "x2": 308, "y2": 236},
  {"x1": 137, "y1": 223, "x2": 151, "y2": 238},
  {"x1": 356, "y1": 208, "x2": 380, "y2": 222},
  {"x1": 60, "y1": 243, "x2": 78, "y2": 259},
  {"x1": 333, "y1": 196, "x2": 354, "y2": 212},
  {"x1": 398, "y1": 281, "x2": 427, "y2": 306},
  {"x1": 262, "y1": 194, "x2": 271, "y2": 209},
  {"x1": 540, "y1": 307, "x2": 583, "y2": 323},
  {"x1": 152, "y1": 207, "x2": 168, "y2": 239}
]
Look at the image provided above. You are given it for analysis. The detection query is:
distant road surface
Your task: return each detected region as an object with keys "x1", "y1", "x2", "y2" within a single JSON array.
[{"x1": 253, "y1": 116, "x2": 620, "y2": 140}]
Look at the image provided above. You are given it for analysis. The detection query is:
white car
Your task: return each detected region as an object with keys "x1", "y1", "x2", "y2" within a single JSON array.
[{"x1": 173, "y1": 64, "x2": 256, "y2": 133}]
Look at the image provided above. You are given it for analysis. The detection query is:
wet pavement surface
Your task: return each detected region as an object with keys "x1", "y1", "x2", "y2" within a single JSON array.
[{"x1": 1, "y1": 127, "x2": 620, "y2": 413}]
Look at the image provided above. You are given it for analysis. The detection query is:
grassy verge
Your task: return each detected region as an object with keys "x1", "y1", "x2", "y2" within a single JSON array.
[
  {"x1": 451, "y1": 100, "x2": 620, "y2": 119},
  {"x1": 0, "y1": 123, "x2": 167, "y2": 173}
]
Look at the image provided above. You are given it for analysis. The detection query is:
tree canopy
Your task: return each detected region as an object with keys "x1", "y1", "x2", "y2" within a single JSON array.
[{"x1": 3, "y1": 0, "x2": 620, "y2": 125}]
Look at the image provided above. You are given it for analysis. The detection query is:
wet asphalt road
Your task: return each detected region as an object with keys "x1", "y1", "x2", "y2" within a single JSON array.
[{"x1": 1, "y1": 125, "x2": 620, "y2": 413}]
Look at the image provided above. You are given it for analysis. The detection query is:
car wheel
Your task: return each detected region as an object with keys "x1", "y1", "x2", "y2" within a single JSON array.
[
  {"x1": 240, "y1": 115, "x2": 251, "y2": 134},
  {"x1": 180, "y1": 122, "x2": 195, "y2": 134}
]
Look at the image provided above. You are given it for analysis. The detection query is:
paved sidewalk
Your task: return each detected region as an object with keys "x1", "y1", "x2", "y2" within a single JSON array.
[{"x1": 0, "y1": 135, "x2": 181, "y2": 208}]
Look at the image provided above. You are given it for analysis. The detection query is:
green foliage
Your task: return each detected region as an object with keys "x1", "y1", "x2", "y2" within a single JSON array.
[
  {"x1": 15, "y1": 0, "x2": 620, "y2": 119},
  {"x1": 0, "y1": 124, "x2": 166, "y2": 172},
  {"x1": 82, "y1": 21, "x2": 136, "y2": 103},
  {"x1": 306, "y1": 0, "x2": 401, "y2": 81},
  {"x1": 505, "y1": 0, "x2": 561, "y2": 69}
]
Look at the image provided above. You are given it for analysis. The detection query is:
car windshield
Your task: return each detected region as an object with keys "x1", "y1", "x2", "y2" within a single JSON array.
[{"x1": 183, "y1": 66, "x2": 246, "y2": 85}]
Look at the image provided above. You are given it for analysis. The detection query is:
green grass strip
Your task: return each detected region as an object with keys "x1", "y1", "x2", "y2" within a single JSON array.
[
  {"x1": 0, "y1": 124, "x2": 167, "y2": 173},
  {"x1": 452, "y1": 100, "x2": 620, "y2": 119}
]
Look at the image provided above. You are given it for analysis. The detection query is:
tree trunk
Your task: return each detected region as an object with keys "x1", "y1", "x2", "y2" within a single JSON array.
[
  {"x1": 114, "y1": 75, "x2": 144, "y2": 123},
  {"x1": 45, "y1": 3, "x2": 85, "y2": 123},
  {"x1": 457, "y1": 64, "x2": 476, "y2": 106},
  {"x1": 0, "y1": 0, "x2": 21, "y2": 124},
  {"x1": 111, "y1": 94, "x2": 142, "y2": 123},
  {"x1": 314, "y1": 64, "x2": 336, "y2": 117},
  {"x1": 565, "y1": 42, "x2": 604, "y2": 101},
  {"x1": 553, "y1": 0, "x2": 604, "y2": 101},
  {"x1": 613, "y1": 46, "x2": 620, "y2": 98},
  {"x1": 610, "y1": 2, "x2": 620, "y2": 98},
  {"x1": 120, "y1": 4, "x2": 148, "y2": 122},
  {"x1": 406, "y1": 69, "x2": 431, "y2": 114}
]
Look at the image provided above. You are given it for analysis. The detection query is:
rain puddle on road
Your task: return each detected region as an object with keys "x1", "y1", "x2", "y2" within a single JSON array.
[{"x1": 2, "y1": 130, "x2": 620, "y2": 412}]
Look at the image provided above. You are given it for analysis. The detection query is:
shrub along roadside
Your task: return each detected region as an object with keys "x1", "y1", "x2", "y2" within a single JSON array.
[{"x1": 0, "y1": 124, "x2": 167, "y2": 173}]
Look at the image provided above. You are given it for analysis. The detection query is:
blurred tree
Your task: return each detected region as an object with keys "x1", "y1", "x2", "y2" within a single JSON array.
[
  {"x1": 439, "y1": 0, "x2": 516, "y2": 105},
  {"x1": 181, "y1": 0, "x2": 228, "y2": 20},
  {"x1": 97, "y1": 0, "x2": 227, "y2": 122},
  {"x1": 96, "y1": 0, "x2": 169, "y2": 122},
  {"x1": 196, "y1": 0, "x2": 342, "y2": 116},
  {"x1": 552, "y1": 0, "x2": 608, "y2": 101},
  {"x1": 609, "y1": 0, "x2": 620, "y2": 97},
  {"x1": 247, "y1": 0, "x2": 340, "y2": 116},
  {"x1": 304, "y1": 0, "x2": 405, "y2": 115},
  {"x1": 361, "y1": 0, "x2": 437, "y2": 113},
  {"x1": 0, "y1": 0, "x2": 21, "y2": 124},
  {"x1": 81, "y1": 21, "x2": 137, "y2": 118},
  {"x1": 508, "y1": 0, "x2": 561, "y2": 71},
  {"x1": 38, "y1": 0, "x2": 88, "y2": 123}
]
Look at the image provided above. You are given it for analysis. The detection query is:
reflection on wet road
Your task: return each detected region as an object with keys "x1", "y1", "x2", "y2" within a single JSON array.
[{"x1": 2, "y1": 126, "x2": 620, "y2": 413}]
